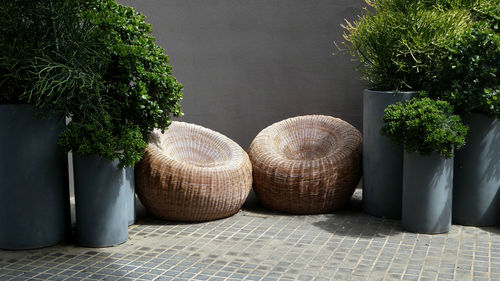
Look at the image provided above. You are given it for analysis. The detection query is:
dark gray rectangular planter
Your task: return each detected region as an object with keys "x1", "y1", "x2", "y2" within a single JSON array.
[
  {"x1": 453, "y1": 113, "x2": 500, "y2": 226},
  {"x1": 402, "y1": 152, "x2": 453, "y2": 234},
  {"x1": 0, "y1": 104, "x2": 69, "y2": 250},
  {"x1": 74, "y1": 156, "x2": 133, "y2": 247},
  {"x1": 362, "y1": 89, "x2": 414, "y2": 218}
]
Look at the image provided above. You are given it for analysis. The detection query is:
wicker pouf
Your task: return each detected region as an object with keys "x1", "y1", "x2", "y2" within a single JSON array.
[
  {"x1": 135, "y1": 122, "x2": 252, "y2": 221},
  {"x1": 248, "y1": 115, "x2": 362, "y2": 214}
]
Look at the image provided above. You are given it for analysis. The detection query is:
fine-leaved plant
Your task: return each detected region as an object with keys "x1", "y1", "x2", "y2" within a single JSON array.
[
  {"x1": 0, "y1": 0, "x2": 105, "y2": 105},
  {"x1": 337, "y1": 0, "x2": 472, "y2": 91}
]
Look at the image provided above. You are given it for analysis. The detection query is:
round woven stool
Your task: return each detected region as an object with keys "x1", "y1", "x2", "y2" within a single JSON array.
[
  {"x1": 248, "y1": 115, "x2": 362, "y2": 214},
  {"x1": 135, "y1": 122, "x2": 252, "y2": 221}
]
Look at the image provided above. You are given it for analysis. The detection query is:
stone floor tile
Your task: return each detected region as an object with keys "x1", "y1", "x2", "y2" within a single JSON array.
[{"x1": 0, "y1": 189, "x2": 499, "y2": 281}]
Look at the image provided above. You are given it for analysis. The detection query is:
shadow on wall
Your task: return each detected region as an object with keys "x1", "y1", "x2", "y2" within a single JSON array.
[
  {"x1": 483, "y1": 118, "x2": 500, "y2": 183},
  {"x1": 484, "y1": 120, "x2": 500, "y2": 218},
  {"x1": 426, "y1": 155, "x2": 454, "y2": 233},
  {"x1": 481, "y1": 122, "x2": 500, "y2": 227}
]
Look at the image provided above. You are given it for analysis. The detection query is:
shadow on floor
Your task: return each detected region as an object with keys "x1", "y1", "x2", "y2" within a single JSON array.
[
  {"x1": 242, "y1": 187, "x2": 404, "y2": 239},
  {"x1": 312, "y1": 189, "x2": 404, "y2": 239},
  {"x1": 479, "y1": 226, "x2": 500, "y2": 234},
  {"x1": 133, "y1": 186, "x2": 404, "y2": 240},
  {"x1": 311, "y1": 211, "x2": 404, "y2": 239},
  {"x1": 241, "y1": 188, "x2": 363, "y2": 216},
  {"x1": 134, "y1": 197, "x2": 242, "y2": 226}
]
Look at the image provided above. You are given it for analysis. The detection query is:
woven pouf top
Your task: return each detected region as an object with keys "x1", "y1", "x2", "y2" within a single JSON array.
[
  {"x1": 136, "y1": 122, "x2": 252, "y2": 222},
  {"x1": 248, "y1": 115, "x2": 362, "y2": 214}
]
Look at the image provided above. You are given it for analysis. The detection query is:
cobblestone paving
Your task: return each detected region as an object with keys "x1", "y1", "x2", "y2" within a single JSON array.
[{"x1": 1, "y1": 189, "x2": 499, "y2": 281}]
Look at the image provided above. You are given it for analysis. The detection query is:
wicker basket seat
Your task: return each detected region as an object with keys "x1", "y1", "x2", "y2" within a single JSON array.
[
  {"x1": 248, "y1": 115, "x2": 362, "y2": 214},
  {"x1": 135, "y1": 122, "x2": 252, "y2": 221}
]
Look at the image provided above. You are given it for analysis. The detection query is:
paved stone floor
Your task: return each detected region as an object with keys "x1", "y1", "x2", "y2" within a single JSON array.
[{"x1": 1, "y1": 189, "x2": 499, "y2": 281}]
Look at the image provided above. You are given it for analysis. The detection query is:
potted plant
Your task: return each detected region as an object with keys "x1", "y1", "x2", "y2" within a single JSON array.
[
  {"x1": 1, "y1": 0, "x2": 183, "y2": 247},
  {"x1": 51, "y1": 0, "x2": 183, "y2": 247},
  {"x1": 423, "y1": 1, "x2": 500, "y2": 226},
  {"x1": 337, "y1": 0, "x2": 471, "y2": 218},
  {"x1": 0, "y1": 0, "x2": 90, "y2": 249},
  {"x1": 381, "y1": 97, "x2": 468, "y2": 233}
]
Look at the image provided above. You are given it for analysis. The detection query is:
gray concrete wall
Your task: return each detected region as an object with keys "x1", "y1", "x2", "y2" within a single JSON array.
[{"x1": 119, "y1": 0, "x2": 366, "y2": 149}]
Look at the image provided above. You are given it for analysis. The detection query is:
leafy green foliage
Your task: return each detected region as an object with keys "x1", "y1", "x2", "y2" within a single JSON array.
[
  {"x1": 381, "y1": 97, "x2": 469, "y2": 158},
  {"x1": 0, "y1": 0, "x2": 183, "y2": 167},
  {"x1": 424, "y1": 1, "x2": 499, "y2": 118},
  {"x1": 337, "y1": 0, "x2": 472, "y2": 91},
  {"x1": 87, "y1": 1, "x2": 183, "y2": 135},
  {"x1": 472, "y1": 0, "x2": 500, "y2": 31},
  {"x1": 57, "y1": 0, "x2": 183, "y2": 167},
  {"x1": 58, "y1": 117, "x2": 147, "y2": 167}
]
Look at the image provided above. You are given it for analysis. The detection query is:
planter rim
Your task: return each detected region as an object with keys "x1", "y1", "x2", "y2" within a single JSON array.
[
  {"x1": 364, "y1": 89, "x2": 418, "y2": 94},
  {"x1": 75, "y1": 154, "x2": 119, "y2": 162},
  {"x1": 0, "y1": 103, "x2": 32, "y2": 107},
  {"x1": 403, "y1": 150, "x2": 453, "y2": 159},
  {"x1": 0, "y1": 104, "x2": 65, "y2": 115}
]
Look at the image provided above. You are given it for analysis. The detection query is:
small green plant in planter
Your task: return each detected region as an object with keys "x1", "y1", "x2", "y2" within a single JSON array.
[
  {"x1": 381, "y1": 97, "x2": 468, "y2": 233},
  {"x1": 67, "y1": 0, "x2": 183, "y2": 247},
  {"x1": 381, "y1": 97, "x2": 468, "y2": 158}
]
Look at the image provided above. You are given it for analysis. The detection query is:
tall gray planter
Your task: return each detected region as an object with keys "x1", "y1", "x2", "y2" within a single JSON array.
[
  {"x1": 453, "y1": 113, "x2": 500, "y2": 226},
  {"x1": 126, "y1": 169, "x2": 136, "y2": 226},
  {"x1": 0, "y1": 104, "x2": 69, "y2": 249},
  {"x1": 363, "y1": 90, "x2": 414, "y2": 218},
  {"x1": 74, "y1": 156, "x2": 133, "y2": 247},
  {"x1": 402, "y1": 152, "x2": 453, "y2": 234}
]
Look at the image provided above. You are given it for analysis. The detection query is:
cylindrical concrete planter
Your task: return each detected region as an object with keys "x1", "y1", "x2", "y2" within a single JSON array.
[
  {"x1": 126, "y1": 167, "x2": 136, "y2": 226},
  {"x1": 402, "y1": 152, "x2": 453, "y2": 234},
  {"x1": 363, "y1": 90, "x2": 414, "y2": 218},
  {"x1": 74, "y1": 156, "x2": 132, "y2": 247},
  {"x1": 453, "y1": 113, "x2": 500, "y2": 226},
  {"x1": 0, "y1": 104, "x2": 69, "y2": 250}
]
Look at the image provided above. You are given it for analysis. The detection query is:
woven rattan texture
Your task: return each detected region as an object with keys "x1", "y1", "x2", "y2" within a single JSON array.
[
  {"x1": 248, "y1": 115, "x2": 362, "y2": 214},
  {"x1": 136, "y1": 122, "x2": 252, "y2": 222}
]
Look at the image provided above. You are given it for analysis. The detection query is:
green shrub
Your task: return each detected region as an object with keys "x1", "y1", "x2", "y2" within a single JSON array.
[
  {"x1": 0, "y1": 0, "x2": 183, "y2": 167},
  {"x1": 57, "y1": 0, "x2": 183, "y2": 167},
  {"x1": 337, "y1": 0, "x2": 472, "y2": 91},
  {"x1": 472, "y1": 0, "x2": 500, "y2": 31},
  {"x1": 424, "y1": 1, "x2": 499, "y2": 118},
  {"x1": 381, "y1": 97, "x2": 468, "y2": 158}
]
